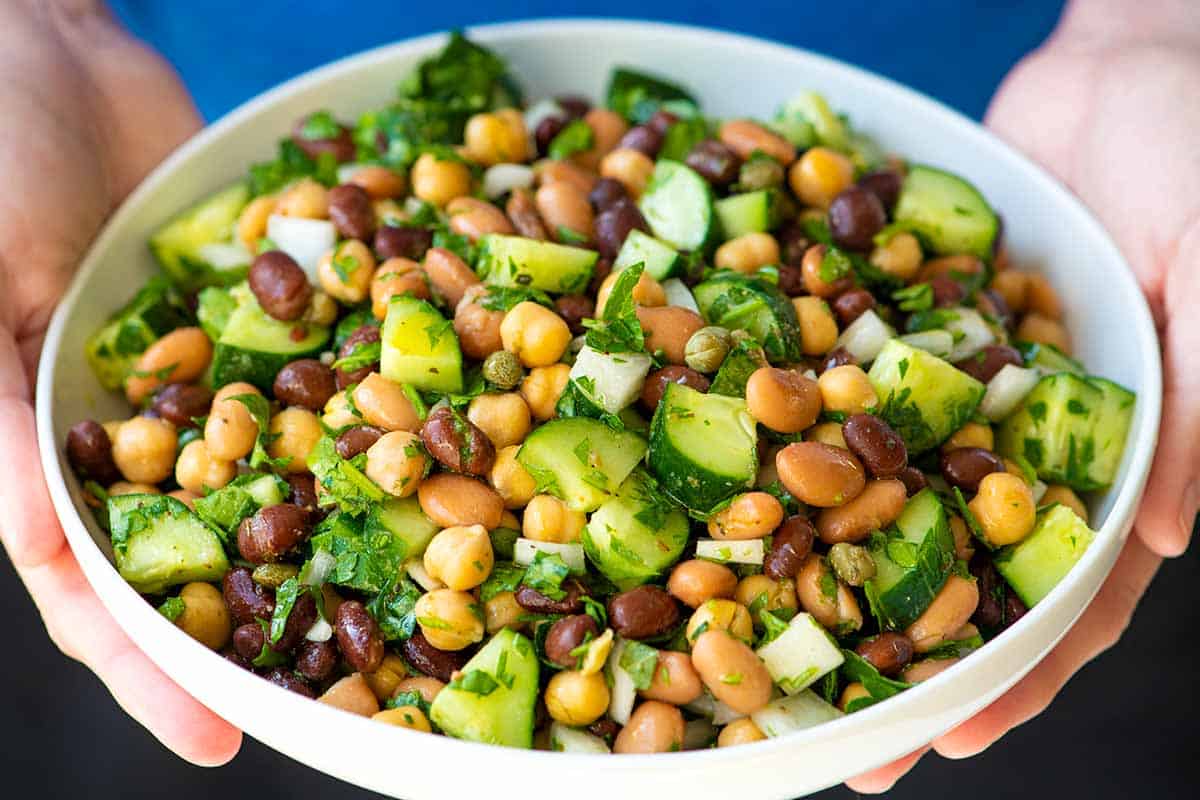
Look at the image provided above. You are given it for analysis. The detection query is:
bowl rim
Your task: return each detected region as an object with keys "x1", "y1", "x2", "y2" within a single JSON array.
[{"x1": 34, "y1": 15, "x2": 1162, "y2": 782}]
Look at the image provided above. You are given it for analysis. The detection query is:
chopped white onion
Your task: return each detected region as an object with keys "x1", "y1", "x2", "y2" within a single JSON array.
[
  {"x1": 523, "y1": 99, "x2": 565, "y2": 144},
  {"x1": 979, "y1": 364, "x2": 1041, "y2": 421},
  {"x1": 266, "y1": 214, "x2": 335, "y2": 282},
  {"x1": 835, "y1": 309, "x2": 894, "y2": 364},
  {"x1": 694, "y1": 538, "x2": 765, "y2": 565},
  {"x1": 945, "y1": 308, "x2": 995, "y2": 362},
  {"x1": 756, "y1": 612, "x2": 846, "y2": 695},
  {"x1": 304, "y1": 617, "x2": 333, "y2": 643},
  {"x1": 482, "y1": 163, "x2": 535, "y2": 199},
  {"x1": 513, "y1": 538, "x2": 587, "y2": 574},
  {"x1": 684, "y1": 691, "x2": 746, "y2": 725},
  {"x1": 196, "y1": 241, "x2": 252, "y2": 272},
  {"x1": 300, "y1": 549, "x2": 336, "y2": 587},
  {"x1": 606, "y1": 639, "x2": 638, "y2": 725},
  {"x1": 750, "y1": 690, "x2": 843, "y2": 738},
  {"x1": 548, "y1": 722, "x2": 610, "y2": 754},
  {"x1": 898, "y1": 330, "x2": 954, "y2": 359},
  {"x1": 662, "y1": 278, "x2": 700, "y2": 312},
  {"x1": 336, "y1": 163, "x2": 366, "y2": 184}
]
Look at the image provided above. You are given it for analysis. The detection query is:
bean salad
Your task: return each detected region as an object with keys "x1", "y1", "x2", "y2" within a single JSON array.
[{"x1": 66, "y1": 32, "x2": 1135, "y2": 753}]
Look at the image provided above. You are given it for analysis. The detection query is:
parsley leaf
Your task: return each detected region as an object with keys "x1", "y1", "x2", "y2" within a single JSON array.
[
  {"x1": 839, "y1": 649, "x2": 911, "y2": 712},
  {"x1": 521, "y1": 551, "x2": 570, "y2": 601},
  {"x1": 819, "y1": 246, "x2": 852, "y2": 283},
  {"x1": 479, "y1": 561, "x2": 526, "y2": 603},
  {"x1": 331, "y1": 340, "x2": 382, "y2": 372},
  {"x1": 448, "y1": 669, "x2": 500, "y2": 696},
  {"x1": 905, "y1": 308, "x2": 961, "y2": 334},
  {"x1": 367, "y1": 575, "x2": 423, "y2": 641},
  {"x1": 229, "y1": 394, "x2": 292, "y2": 471},
  {"x1": 268, "y1": 577, "x2": 303, "y2": 644},
  {"x1": 757, "y1": 608, "x2": 791, "y2": 646},
  {"x1": 478, "y1": 285, "x2": 554, "y2": 313},
  {"x1": 307, "y1": 436, "x2": 384, "y2": 515},
  {"x1": 311, "y1": 512, "x2": 407, "y2": 595},
  {"x1": 548, "y1": 119, "x2": 595, "y2": 160},
  {"x1": 299, "y1": 110, "x2": 343, "y2": 141},
  {"x1": 247, "y1": 139, "x2": 338, "y2": 197},
  {"x1": 892, "y1": 282, "x2": 933, "y2": 312},
  {"x1": 619, "y1": 640, "x2": 660, "y2": 690},
  {"x1": 583, "y1": 262, "x2": 646, "y2": 354},
  {"x1": 157, "y1": 597, "x2": 186, "y2": 623}
]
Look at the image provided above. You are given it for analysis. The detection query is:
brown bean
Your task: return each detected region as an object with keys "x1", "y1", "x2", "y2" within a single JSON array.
[
  {"x1": 842, "y1": 413, "x2": 908, "y2": 479},
  {"x1": 832, "y1": 288, "x2": 877, "y2": 326},
  {"x1": 544, "y1": 614, "x2": 600, "y2": 667},
  {"x1": 955, "y1": 344, "x2": 1024, "y2": 384},
  {"x1": 776, "y1": 442, "x2": 866, "y2": 507},
  {"x1": 815, "y1": 478, "x2": 907, "y2": 544},
  {"x1": 554, "y1": 294, "x2": 596, "y2": 336},
  {"x1": 795, "y1": 554, "x2": 863, "y2": 633},
  {"x1": 264, "y1": 667, "x2": 316, "y2": 698},
  {"x1": 821, "y1": 346, "x2": 857, "y2": 374},
  {"x1": 286, "y1": 473, "x2": 321, "y2": 517},
  {"x1": 640, "y1": 366, "x2": 710, "y2": 412},
  {"x1": 638, "y1": 306, "x2": 705, "y2": 365},
  {"x1": 334, "y1": 325, "x2": 381, "y2": 389},
  {"x1": 690, "y1": 630, "x2": 773, "y2": 715},
  {"x1": 232, "y1": 622, "x2": 265, "y2": 661},
  {"x1": 273, "y1": 359, "x2": 336, "y2": 411},
  {"x1": 237, "y1": 503, "x2": 312, "y2": 564},
  {"x1": 595, "y1": 199, "x2": 648, "y2": 259},
  {"x1": 613, "y1": 701, "x2": 685, "y2": 754},
  {"x1": 400, "y1": 631, "x2": 472, "y2": 682},
  {"x1": 249, "y1": 251, "x2": 312, "y2": 322},
  {"x1": 295, "y1": 639, "x2": 339, "y2": 682},
  {"x1": 454, "y1": 287, "x2": 505, "y2": 361},
  {"x1": 557, "y1": 95, "x2": 591, "y2": 119},
  {"x1": 970, "y1": 558, "x2": 1005, "y2": 630},
  {"x1": 535, "y1": 114, "x2": 568, "y2": 156},
  {"x1": 685, "y1": 140, "x2": 740, "y2": 186},
  {"x1": 328, "y1": 183, "x2": 376, "y2": 241},
  {"x1": 640, "y1": 651, "x2": 702, "y2": 705},
  {"x1": 65, "y1": 420, "x2": 121, "y2": 484},
  {"x1": 334, "y1": 425, "x2": 385, "y2": 459},
  {"x1": 608, "y1": 585, "x2": 680, "y2": 640},
  {"x1": 423, "y1": 247, "x2": 480, "y2": 309},
  {"x1": 763, "y1": 516, "x2": 816, "y2": 580},
  {"x1": 855, "y1": 632, "x2": 915, "y2": 677},
  {"x1": 745, "y1": 367, "x2": 821, "y2": 434},
  {"x1": 420, "y1": 405, "x2": 495, "y2": 476},
  {"x1": 222, "y1": 567, "x2": 275, "y2": 626},
  {"x1": 292, "y1": 113, "x2": 354, "y2": 162},
  {"x1": 514, "y1": 579, "x2": 586, "y2": 615},
  {"x1": 667, "y1": 560, "x2": 739, "y2": 608},
  {"x1": 1004, "y1": 589, "x2": 1028, "y2": 629},
  {"x1": 506, "y1": 188, "x2": 550, "y2": 240},
  {"x1": 587, "y1": 717, "x2": 622, "y2": 746},
  {"x1": 777, "y1": 264, "x2": 805, "y2": 296},
  {"x1": 271, "y1": 591, "x2": 317, "y2": 654},
  {"x1": 941, "y1": 447, "x2": 1004, "y2": 493},
  {"x1": 856, "y1": 170, "x2": 902, "y2": 211},
  {"x1": 618, "y1": 125, "x2": 663, "y2": 158},
  {"x1": 417, "y1": 473, "x2": 505, "y2": 529},
  {"x1": 646, "y1": 110, "x2": 680, "y2": 135},
  {"x1": 930, "y1": 275, "x2": 966, "y2": 308},
  {"x1": 375, "y1": 225, "x2": 433, "y2": 261},
  {"x1": 336, "y1": 600, "x2": 385, "y2": 672},
  {"x1": 828, "y1": 187, "x2": 886, "y2": 251},
  {"x1": 588, "y1": 177, "x2": 628, "y2": 212},
  {"x1": 898, "y1": 466, "x2": 929, "y2": 496},
  {"x1": 146, "y1": 384, "x2": 211, "y2": 429},
  {"x1": 906, "y1": 575, "x2": 980, "y2": 653}
]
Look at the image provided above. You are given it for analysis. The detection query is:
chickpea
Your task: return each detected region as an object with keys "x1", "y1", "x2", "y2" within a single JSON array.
[
  {"x1": 267, "y1": 407, "x2": 322, "y2": 473},
  {"x1": 523, "y1": 494, "x2": 587, "y2": 543},
  {"x1": 535, "y1": 158, "x2": 598, "y2": 195},
  {"x1": 394, "y1": 676, "x2": 445, "y2": 705},
  {"x1": 322, "y1": 389, "x2": 361, "y2": 430},
  {"x1": 686, "y1": 599, "x2": 754, "y2": 645},
  {"x1": 125, "y1": 327, "x2": 213, "y2": 404},
  {"x1": 237, "y1": 194, "x2": 277, "y2": 250},
  {"x1": 484, "y1": 590, "x2": 525, "y2": 634},
  {"x1": 869, "y1": 232, "x2": 923, "y2": 281},
  {"x1": 174, "y1": 582, "x2": 231, "y2": 650},
  {"x1": 1016, "y1": 313, "x2": 1071, "y2": 354},
  {"x1": 968, "y1": 472, "x2": 1036, "y2": 546},
  {"x1": 838, "y1": 682, "x2": 871, "y2": 712},
  {"x1": 167, "y1": 489, "x2": 200, "y2": 509},
  {"x1": 718, "y1": 718, "x2": 766, "y2": 748},
  {"x1": 805, "y1": 421, "x2": 847, "y2": 449},
  {"x1": 718, "y1": 120, "x2": 796, "y2": 165},
  {"x1": 520, "y1": 363, "x2": 571, "y2": 421},
  {"x1": 668, "y1": 559, "x2": 738, "y2": 608},
  {"x1": 101, "y1": 420, "x2": 124, "y2": 442},
  {"x1": 535, "y1": 181, "x2": 594, "y2": 243},
  {"x1": 818, "y1": 365, "x2": 879, "y2": 415},
  {"x1": 795, "y1": 554, "x2": 863, "y2": 633},
  {"x1": 1042, "y1": 484, "x2": 1089, "y2": 524},
  {"x1": 107, "y1": 481, "x2": 159, "y2": 496},
  {"x1": 637, "y1": 306, "x2": 706, "y2": 365},
  {"x1": 789, "y1": 147, "x2": 854, "y2": 208},
  {"x1": 447, "y1": 196, "x2": 515, "y2": 241},
  {"x1": 365, "y1": 430, "x2": 427, "y2": 497},
  {"x1": 746, "y1": 367, "x2": 821, "y2": 433},
  {"x1": 410, "y1": 152, "x2": 472, "y2": 207},
  {"x1": 318, "y1": 673, "x2": 380, "y2": 717},
  {"x1": 500, "y1": 301, "x2": 572, "y2": 367},
  {"x1": 467, "y1": 392, "x2": 531, "y2": 449},
  {"x1": 600, "y1": 147, "x2": 655, "y2": 198},
  {"x1": 1025, "y1": 274, "x2": 1063, "y2": 319},
  {"x1": 318, "y1": 239, "x2": 376, "y2": 305},
  {"x1": 596, "y1": 269, "x2": 666, "y2": 315},
  {"x1": 942, "y1": 422, "x2": 994, "y2": 453},
  {"x1": 613, "y1": 700, "x2": 685, "y2": 754},
  {"x1": 991, "y1": 270, "x2": 1030, "y2": 313},
  {"x1": 424, "y1": 247, "x2": 481, "y2": 310},
  {"x1": 423, "y1": 524, "x2": 494, "y2": 591},
  {"x1": 690, "y1": 629, "x2": 773, "y2": 715},
  {"x1": 715, "y1": 232, "x2": 781, "y2": 274},
  {"x1": 463, "y1": 109, "x2": 529, "y2": 166},
  {"x1": 352, "y1": 373, "x2": 420, "y2": 432},
  {"x1": 490, "y1": 445, "x2": 536, "y2": 509},
  {"x1": 371, "y1": 258, "x2": 429, "y2": 320},
  {"x1": 277, "y1": 178, "x2": 329, "y2": 219},
  {"x1": 373, "y1": 706, "x2": 432, "y2": 732},
  {"x1": 816, "y1": 478, "x2": 907, "y2": 544},
  {"x1": 544, "y1": 669, "x2": 610, "y2": 726},
  {"x1": 174, "y1": 439, "x2": 236, "y2": 494},
  {"x1": 734, "y1": 575, "x2": 798, "y2": 618},
  {"x1": 574, "y1": 108, "x2": 629, "y2": 171},
  {"x1": 348, "y1": 165, "x2": 406, "y2": 199},
  {"x1": 919, "y1": 254, "x2": 984, "y2": 283},
  {"x1": 792, "y1": 296, "x2": 839, "y2": 356},
  {"x1": 363, "y1": 654, "x2": 410, "y2": 701},
  {"x1": 708, "y1": 492, "x2": 785, "y2": 540},
  {"x1": 905, "y1": 575, "x2": 980, "y2": 653},
  {"x1": 111, "y1": 416, "x2": 177, "y2": 485},
  {"x1": 418, "y1": 474, "x2": 505, "y2": 529},
  {"x1": 640, "y1": 651, "x2": 703, "y2": 705},
  {"x1": 413, "y1": 589, "x2": 484, "y2": 651}
]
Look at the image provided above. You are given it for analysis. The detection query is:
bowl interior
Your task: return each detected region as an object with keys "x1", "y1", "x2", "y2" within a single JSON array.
[{"x1": 36, "y1": 19, "x2": 1160, "y2": 800}]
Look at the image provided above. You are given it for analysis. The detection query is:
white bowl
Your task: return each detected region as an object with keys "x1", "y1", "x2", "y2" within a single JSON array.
[{"x1": 35, "y1": 19, "x2": 1161, "y2": 800}]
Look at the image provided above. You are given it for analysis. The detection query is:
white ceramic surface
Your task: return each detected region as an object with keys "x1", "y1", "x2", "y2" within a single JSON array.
[{"x1": 35, "y1": 19, "x2": 1161, "y2": 800}]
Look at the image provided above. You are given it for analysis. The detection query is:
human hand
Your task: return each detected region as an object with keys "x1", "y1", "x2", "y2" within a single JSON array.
[
  {"x1": 0, "y1": 0, "x2": 241, "y2": 765},
  {"x1": 849, "y1": 0, "x2": 1198, "y2": 791}
]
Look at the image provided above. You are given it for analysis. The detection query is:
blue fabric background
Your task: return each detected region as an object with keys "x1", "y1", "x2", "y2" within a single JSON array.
[{"x1": 109, "y1": 1, "x2": 1064, "y2": 123}]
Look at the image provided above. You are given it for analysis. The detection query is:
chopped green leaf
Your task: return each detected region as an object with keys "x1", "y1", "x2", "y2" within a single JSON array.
[
  {"x1": 548, "y1": 119, "x2": 595, "y2": 160},
  {"x1": 619, "y1": 640, "x2": 660, "y2": 690},
  {"x1": 157, "y1": 596, "x2": 186, "y2": 623},
  {"x1": 522, "y1": 551, "x2": 570, "y2": 601}
]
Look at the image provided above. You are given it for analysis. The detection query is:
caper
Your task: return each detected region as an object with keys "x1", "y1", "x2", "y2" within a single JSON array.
[
  {"x1": 252, "y1": 562, "x2": 300, "y2": 588},
  {"x1": 684, "y1": 326, "x2": 733, "y2": 374},
  {"x1": 482, "y1": 350, "x2": 524, "y2": 390},
  {"x1": 827, "y1": 542, "x2": 876, "y2": 587},
  {"x1": 737, "y1": 157, "x2": 784, "y2": 192}
]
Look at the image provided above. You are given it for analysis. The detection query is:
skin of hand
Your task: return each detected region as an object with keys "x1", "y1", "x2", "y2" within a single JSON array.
[
  {"x1": 848, "y1": 0, "x2": 1199, "y2": 791},
  {"x1": 0, "y1": 1, "x2": 241, "y2": 765}
]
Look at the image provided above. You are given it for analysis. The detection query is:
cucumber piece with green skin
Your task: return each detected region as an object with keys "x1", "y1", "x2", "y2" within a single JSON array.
[
  {"x1": 692, "y1": 275, "x2": 803, "y2": 363},
  {"x1": 638, "y1": 160, "x2": 714, "y2": 251},
  {"x1": 363, "y1": 496, "x2": 439, "y2": 562},
  {"x1": 582, "y1": 468, "x2": 689, "y2": 588},
  {"x1": 709, "y1": 336, "x2": 768, "y2": 397},
  {"x1": 648, "y1": 382, "x2": 758, "y2": 514},
  {"x1": 612, "y1": 229, "x2": 682, "y2": 280},
  {"x1": 380, "y1": 295, "x2": 463, "y2": 393},
  {"x1": 85, "y1": 277, "x2": 192, "y2": 391},
  {"x1": 211, "y1": 290, "x2": 330, "y2": 392},
  {"x1": 715, "y1": 190, "x2": 774, "y2": 240},
  {"x1": 196, "y1": 286, "x2": 238, "y2": 341},
  {"x1": 995, "y1": 504, "x2": 1095, "y2": 607},
  {"x1": 893, "y1": 165, "x2": 999, "y2": 261},
  {"x1": 772, "y1": 91, "x2": 848, "y2": 151},
  {"x1": 476, "y1": 234, "x2": 597, "y2": 295},
  {"x1": 149, "y1": 183, "x2": 251, "y2": 291},
  {"x1": 107, "y1": 494, "x2": 230, "y2": 595},
  {"x1": 429, "y1": 629, "x2": 539, "y2": 748},
  {"x1": 864, "y1": 489, "x2": 956, "y2": 630},
  {"x1": 996, "y1": 373, "x2": 1134, "y2": 491},
  {"x1": 517, "y1": 417, "x2": 648, "y2": 512},
  {"x1": 868, "y1": 339, "x2": 985, "y2": 453},
  {"x1": 1015, "y1": 340, "x2": 1086, "y2": 376}
]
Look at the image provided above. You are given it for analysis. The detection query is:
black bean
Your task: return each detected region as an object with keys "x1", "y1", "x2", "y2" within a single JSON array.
[
  {"x1": 829, "y1": 186, "x2": 886, "y2": 251},
  {"x1": 65, "y1": 420, "x2": 121, "y2": 484}
]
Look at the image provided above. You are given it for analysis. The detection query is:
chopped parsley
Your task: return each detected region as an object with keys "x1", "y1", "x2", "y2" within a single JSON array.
[
  {"x1": 618, "y1": 640, "x2": 660, "y2": 690},
  {"x1": 583, "y1": 262, "x2": 646, "y2": 355},
  {"x1": 521, "y1": 551, "x2": 571, "y2": 601},
  {"x1": 157, "y1": 596, "x2": 186, "y2": 623},
  {"x1": 548, "y1": 119, "x2": 595, "y2": 160}
]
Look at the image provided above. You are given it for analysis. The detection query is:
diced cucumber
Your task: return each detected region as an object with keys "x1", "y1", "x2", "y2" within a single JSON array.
[
  {"x1": 363, "y1": 496, "x2": 439, "y2": 562},
  {"x1": 898, "y1": 330, "x2": 954, "y2": 359},
  {"x1": 868, "y1": 339, "x2": 985, "y2": 453},
  {"x1": 638, "y1": 160, "x2": 714, "y2": 251},
  {"x1": 996, "y1": 373, "x2": 1135, "y2": 491},
  {"x1": 756, "y1": 612, "x2": 845, "y2": 694},
  {"x1": 1016, "y1": 341, "x2": 1085, "y2": 376},
  {"x1": 265, "y1": 215, "x2": 337, "y2": 283},
  {"x1": 772, "y1": 91, "x2": 848, "y2": 151},
  {"x1": 750, "y1": 690, "x2": 843, "y2": 738},
  {"x1": 692, "y1": 275, "x2": 802, "y2": 363},
  {"x1": 85, "y1": 277, "x2": 191, "y2": 390},
  {"x1": 661, "y1": 278, "x2": 699, "y2": 313},
  {"x1": 239, "y1": 473, "x2": 289, "y2": 507},
  {"x1": 978, "y1": 364, "x2": 1041, "y2": 422},
  {"x1": 995, "y1": 504, "x2": 1095, "y2": 607},
  {"x1": 894, "y1": 165, "x2": 998, "y2": 260},
  {"x1": 476, "y1": 234, "x2": 597, "y2": 295},
  {"x1": 715, "y1": 191, "x2": 774, "y2": 240},
  {"x1": 196, "y1": 286, "x2": 238, "y2": 341},
  {"x1": 429, "y1": 629, "x2": 539, "y2": 748},
  {"x1": 835, "y1": 309, "x2": 895, "y2": 364},
  {"x1": 211, "y1": 288, "x2": 330, "y2": 392},
  {"x1": 513, "y1": 539, "x2": 587, "y2": 574},
  {"x1": 864, "y1": 489, "x2": 956, "y2": 630},
  {"x1": 648, "y1": 382, "x2": 758, "y2": 514},
  {"x1": 149, "y1": 183, "x2": 251, "y2": 291},
  {"x1": 548, "y1": 722, "x2": 610, "y2": 754},
  {"x1": 563, "y1": 346, "x2": 651, "y2": 416},
  {"x1": 612, "y1": 229, "x2": 683, "y2": 281},
  {"x1": 709, "y1": 336, "x2": 768, "y2": 398},
  {"x1": 606, "y1": 67, "x2": 698, "y2": 123},
  {"x1": 517, "y1": 417, "x2": 648, "y2": 512},
  {"x1": 107, "y1": 494, "x2": 231, "y2": 595},
  {"x1": 694, "y1": 539, "x2": 765, "y2": 565},
  {"x1": 606, "y1": 639, "x2": 639, "y2": 724},
  {"x1": 380, "y1": 295, "x2": 463, "y2": 393},
  {"x1": 582, "y1": 468, "x2": 689, "y2": 588}
]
